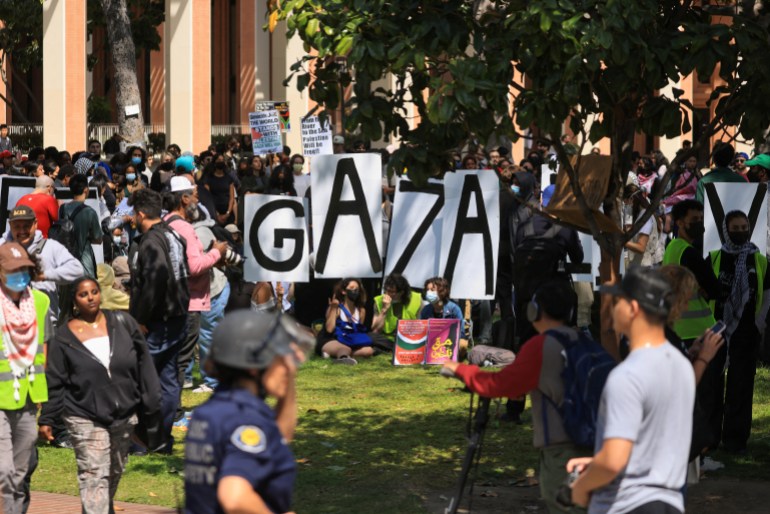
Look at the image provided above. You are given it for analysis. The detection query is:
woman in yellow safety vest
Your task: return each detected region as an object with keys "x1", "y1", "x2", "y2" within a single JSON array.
[
  {"x1": 706, "y1": 210, "x2": 770, "y2": 454},
  {"x1": 0, "y1": 242, "x2": 51, "y2": 513}
]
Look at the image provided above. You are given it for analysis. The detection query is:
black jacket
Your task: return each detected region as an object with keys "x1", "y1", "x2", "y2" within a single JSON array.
[
  {"x1": 39, "y1": 310, "x2": 161, "y2": 427},
  {"x1": 129, "y1": 221, "x2": 190, "y2": 325}
]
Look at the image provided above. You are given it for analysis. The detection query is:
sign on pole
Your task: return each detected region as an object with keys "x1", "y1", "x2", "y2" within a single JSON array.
[
  {"x1": 301, "y1": 116, "x2": 333, "y2": 156},
  {"x1": 255, "y1": 101, "x2": 290, "y2": 133},
  {"x1": 249, "y1": 110, "x2": 283, "y2": 155}
]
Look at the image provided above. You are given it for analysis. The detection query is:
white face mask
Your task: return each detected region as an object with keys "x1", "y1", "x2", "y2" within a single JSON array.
[{"x1": 113, "y1": 235, "x2": 122, "y2": 246}]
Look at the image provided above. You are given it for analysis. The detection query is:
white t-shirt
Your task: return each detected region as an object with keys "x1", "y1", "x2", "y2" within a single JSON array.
[
  {"x1": 589, "y1": 343, "x2": 695, "y2": 514},
  {"x1": 82, "y1": 336, "x2": 111, "y2": 372}
]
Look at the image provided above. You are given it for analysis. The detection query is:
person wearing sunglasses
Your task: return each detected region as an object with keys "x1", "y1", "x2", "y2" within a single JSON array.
[
  {"x1": 733, "y1": 151, "x2": 749, "y2": 177},
  {"x1": 184, "y1": 310, "x2": 312, "y2": 514}
]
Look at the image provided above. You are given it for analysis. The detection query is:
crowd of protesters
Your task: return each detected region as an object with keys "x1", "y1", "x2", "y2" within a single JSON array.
[{"x1": 0, "y1": 122, "x2": 769, "y2": 514}]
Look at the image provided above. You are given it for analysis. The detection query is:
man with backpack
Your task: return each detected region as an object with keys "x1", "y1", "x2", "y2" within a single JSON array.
[
  {"x1": 53, "y1": 174, "x2": 102, "y2": 279},
  {"x1": 128, "y1": 188, "x2": 191, "y2": 453},
  {"x1": 443, "y1": 281, "x2": 612, "y2": 513},
  {"x1": 567, "y1": 267, "x2": 695, "y2": 514}
]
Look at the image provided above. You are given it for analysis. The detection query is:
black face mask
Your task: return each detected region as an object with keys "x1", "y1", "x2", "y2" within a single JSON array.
[
  {"x1": 728, "y1": 231, "x2": 750, "y2": 246},
  {"x1": 686, "y1": 221, "x2": 705, "y2": 238},
  {"x1": 346, "y1": 289, "x2": 360, "y2": 301}
]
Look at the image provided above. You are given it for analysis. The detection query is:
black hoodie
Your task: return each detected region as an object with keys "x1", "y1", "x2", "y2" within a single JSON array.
[{"x1": 39, "y1": 310, "x2": 160, "y2": 427}]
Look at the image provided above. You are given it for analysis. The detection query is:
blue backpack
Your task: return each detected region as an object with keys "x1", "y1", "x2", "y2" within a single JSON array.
[{"x1": 542, "y1": 329, "x2": 616, "y2": 448}]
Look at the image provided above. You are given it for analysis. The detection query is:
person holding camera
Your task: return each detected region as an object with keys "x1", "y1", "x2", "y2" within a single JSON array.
[
  {"x1": 164, "y1": 175, "x2": 228, "y2": 401},
  {"x1": 442, "y1": 281, "x2": 591, "y2": 513},
  {"x1": 567, "y1": 267, "x2": 694, "y2": 513}
]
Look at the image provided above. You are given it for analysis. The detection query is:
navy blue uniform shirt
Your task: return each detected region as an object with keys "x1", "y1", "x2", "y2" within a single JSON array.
[{"x1": 184, "y1": 386, "x2": 296, "y2": 514}]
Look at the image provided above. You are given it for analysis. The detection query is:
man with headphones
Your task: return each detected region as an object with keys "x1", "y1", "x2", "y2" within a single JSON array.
[
  {"x1": 442, "y1": 281, "x2": 591, "y2": 513},
  {"x1": 567, "y1": 267, "x2": 695, "y2": 514}
]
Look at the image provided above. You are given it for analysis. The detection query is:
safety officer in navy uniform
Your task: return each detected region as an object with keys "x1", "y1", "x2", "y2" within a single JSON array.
[{"x1": 184, "y1": 310, "x2": 312, "y2": 514}]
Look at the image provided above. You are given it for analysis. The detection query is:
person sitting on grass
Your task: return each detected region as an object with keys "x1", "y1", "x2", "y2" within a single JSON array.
[
  {"x1": 371, "y1": 273, "x2": 424, "y2": 351},
  {"x1": 419, "y1": 276, "x2": 468, "y2": 353},
  {"x1": 319, "y1": 278, "x2": 373, "y2": 365}
]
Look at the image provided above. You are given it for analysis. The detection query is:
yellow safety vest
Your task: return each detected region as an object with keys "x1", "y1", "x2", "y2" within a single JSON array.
[
  {"x1": 374, "y1": 291, "x2": 424, "y2": 340},
  {"x1": 662, "y1": 238, "x2": 716, "y2": 340},
  {"x1": 709, "y1": 250, "x2": 767, "y2": 317},
  {"x1": 0, "y1": 290, "x2": 50, "y2": 410}
]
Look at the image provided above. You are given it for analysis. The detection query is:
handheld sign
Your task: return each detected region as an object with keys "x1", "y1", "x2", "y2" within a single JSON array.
[
  {"x1": 440, "y1": 170, "x2": 500, "y2": 300},
  {"x1": 385, "y1": 178, "x2": 444, "y2": 286},
  {"x1": 301, "y1": 116, "x2": 333, "y2": 157},
  {"x1": 249, "y1": 110, "x2": 283, "y2": 155},
  {"x1": 244, "y1": 195, "x2": 310, "y2": 283},
  {"x1": 703, "y1": 182, "x2": 768, "y2": 257},
  {"x1": 311, "y1": 154, "x2": 383, "y2": 278}
]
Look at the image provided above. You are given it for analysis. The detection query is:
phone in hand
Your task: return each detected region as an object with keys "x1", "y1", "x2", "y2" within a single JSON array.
[{"x1": 710, "y1": 321, "x2": 726, "y2": 335}]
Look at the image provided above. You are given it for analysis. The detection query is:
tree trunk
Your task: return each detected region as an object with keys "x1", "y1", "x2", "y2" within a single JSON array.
[{"x1": 100, "y1": 0, "x2": 144, "y2": 147}]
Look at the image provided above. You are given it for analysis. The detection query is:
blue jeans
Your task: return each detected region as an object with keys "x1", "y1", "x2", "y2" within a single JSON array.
[
  {"x1": 146, "y1": 316, "x2": 187, "y2": 446},
  {"x1": 198, "y1": 283, "x2": 230, "y2": 388}
]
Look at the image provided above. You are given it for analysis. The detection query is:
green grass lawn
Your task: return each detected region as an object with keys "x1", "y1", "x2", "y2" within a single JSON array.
[{"x1": 31, "y1": 358, "x2": 770, "y2": 512}]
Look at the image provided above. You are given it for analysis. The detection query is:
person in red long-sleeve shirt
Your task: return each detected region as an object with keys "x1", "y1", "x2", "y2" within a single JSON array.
[
  {"x1": 16, "y1": 175, "x2": 59, "y2": 238},
  {"x1": 442, "y1": 281, "x2": 591, "y2": 513}
]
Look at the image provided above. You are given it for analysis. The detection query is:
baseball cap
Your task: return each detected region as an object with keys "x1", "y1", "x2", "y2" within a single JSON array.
[
  {"x1": 169, "y1": 175, "x2": 194, "y2": 192},
  {"x1": 599, "y1": 267, "x2": 672, "y2": 317},
  {"x1": 224, "y1": 224, "x2": 240, "y2": 235},
  {"x1": 175, "y1": 155, "x2": 196, "y2": 173},
  {"x1": 745, "y1": 154, "x2": 770, "y2": 170},
  {"x1": 9, "y1": 205, "x2": 36, "y2": 222},
  {"x1": 0, "y1": 242, "x2": 35, "y2": 272},
  {"x1": 333, "y1": 135, "x2": 345, "y2": 145},
  {"x1": 208, "y1": 310, "x2": 315, "y2": 371}
]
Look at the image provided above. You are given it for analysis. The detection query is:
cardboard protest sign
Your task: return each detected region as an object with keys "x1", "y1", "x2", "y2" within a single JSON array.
[
  {"x1": 424, "y1": 319, "x2": 461, "y2": 365},
  {"x1": 393, "y1": 320, "x2": 428, "y2": 365},
  {"x1": 301, "y1": 116, "x2": 333, "y2": 156},
  {"x1": 244, "y1": 195, "x2": 310, "y2": 282},
  {"x1": 440, "y1": 170, "x2": 499, "y2": 300},
  {"x1": 249, "y1": 110, "x2": 283, "y2": 154},
  {"x1": 385, "y1": 178, "x2": 444, "y2": 286},
  {"x1": 311, "y1": 154, "x2": 383, "y2": 278},
  {"x1": 703, "y1": 182, "x2": 768, "y2": 257}
]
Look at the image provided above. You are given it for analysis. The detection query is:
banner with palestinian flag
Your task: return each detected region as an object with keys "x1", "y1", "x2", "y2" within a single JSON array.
[{"x1": 393, "y1": 320, "x2": 428, "y2": 365}]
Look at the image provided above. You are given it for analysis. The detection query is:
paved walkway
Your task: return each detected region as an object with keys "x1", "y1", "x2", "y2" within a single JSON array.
[{"x1": 28, "y1": 491, "x2": 176, "y2": 513}]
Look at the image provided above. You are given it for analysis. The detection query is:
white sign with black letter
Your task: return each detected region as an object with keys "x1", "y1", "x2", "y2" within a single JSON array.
[
  {"x1": 244, "y1": 195, "x2": 310, "y2": 282},
  {"x1": 703, "y1": 182, "x2": 768, "y2": 257},
  {"x1": 440, "y1": 170, "x2": 500, "y2": 300},
  {"x1": 385, "y1": 178, "x2": 444, "y2": 286},
  {"x1": 311, "y1": 153, "x2": 383, "y2": 278}
]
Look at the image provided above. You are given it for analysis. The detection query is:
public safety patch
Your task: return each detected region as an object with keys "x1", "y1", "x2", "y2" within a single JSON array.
[{"x1": 231, "y1": 425, "x2": 267, "y2": 454}]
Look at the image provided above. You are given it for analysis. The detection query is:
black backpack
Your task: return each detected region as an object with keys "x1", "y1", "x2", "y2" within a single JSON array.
[
  {"x1": 49, "y1": 204, "x2": 88, "y2": 258},
  {"x1": 512, "y1": 218, "x2": 566, "y2": 298}
]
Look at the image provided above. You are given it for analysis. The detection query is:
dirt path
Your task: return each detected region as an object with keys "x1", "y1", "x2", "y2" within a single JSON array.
[{"x1": 423, "y1": 477, "x2": 770, "y2": 513}]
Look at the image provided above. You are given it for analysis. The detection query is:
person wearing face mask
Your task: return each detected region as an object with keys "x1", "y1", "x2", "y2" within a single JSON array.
[
  {"x1": 662, "y1": 200, "x2": 720, "y2": 343},
  {"x1": 0, "y1": 242, "x2": 52, "y2": 514},
  {"x1": 419, "y1": 277, "x2": 468, "y2": 350},
  {"x1": 202, "y1": 161, "x2": 237, "y2": 226},
  {"x1": 163, "y1": 176, "x2": 228, "y2": 403},
  {"x1": 371, "y1": 273, "x2": 423, "y2": 351},
  {"x1": 319, "y1": 278, "x2": 373, "y2": 365},
  {"x1": 289, "y1": 154, "x2": 310, "y2": 198},
  {"x1": 701, "y1": 210, "x2": 770, "y2": 454},
  {"x1": 126, "y1": 146, "x2": 148, "y2": 180}
]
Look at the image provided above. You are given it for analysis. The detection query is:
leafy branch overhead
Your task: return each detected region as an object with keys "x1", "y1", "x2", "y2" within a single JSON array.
[{"x1": 269, "y1": 0, "x2": 770, "y2": 185}]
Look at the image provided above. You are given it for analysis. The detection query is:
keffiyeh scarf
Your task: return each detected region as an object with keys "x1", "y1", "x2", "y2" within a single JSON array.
[
  {"x1": 0, "y1": 288, "x2": 38, "y2": 402},
  {"x1": 721, "y1": 213, "x2": 759, "y2": 338}
]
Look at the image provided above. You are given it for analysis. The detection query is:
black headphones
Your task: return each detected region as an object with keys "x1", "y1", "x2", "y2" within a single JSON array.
[{"x1": 526, "y1": 284, "x2": 576, "y2": 324}]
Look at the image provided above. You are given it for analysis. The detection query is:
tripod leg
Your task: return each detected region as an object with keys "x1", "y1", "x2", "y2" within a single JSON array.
[{"x1": 445, "y1": 397, "x2": 491, "y2": 514}]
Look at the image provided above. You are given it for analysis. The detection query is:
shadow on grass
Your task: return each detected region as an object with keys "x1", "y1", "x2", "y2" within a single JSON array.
[{"x1": 291, "y1": 396, "x2": 538, "y2": 514}]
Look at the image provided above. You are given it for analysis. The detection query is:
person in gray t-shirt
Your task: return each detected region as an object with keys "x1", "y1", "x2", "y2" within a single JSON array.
[{"x1": 568, "y1": 267, "x2": 695, "y2": 514}]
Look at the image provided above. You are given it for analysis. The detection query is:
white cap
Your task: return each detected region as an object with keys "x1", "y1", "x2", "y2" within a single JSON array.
[{"x1": 170, "y1": 175, "x2": 194, "y2": 192}]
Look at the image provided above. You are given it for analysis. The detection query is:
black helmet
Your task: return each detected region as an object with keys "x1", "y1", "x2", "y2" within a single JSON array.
[{"x1": 208, "y1": 310, "x2": 314, "y2": 371}]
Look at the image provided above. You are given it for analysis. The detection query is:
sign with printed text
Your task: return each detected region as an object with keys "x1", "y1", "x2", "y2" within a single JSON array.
[
  {"x1": 439, "y1": 170, "x2": 500, "y2": 300},
  {"x1": 300, "y1": 116, "x2": 333, "y2": 157},
  {"x1": 385, "y1": 178, "x2": 444, "y2": 286},
  {"x1": 311, "y1": 153, "x2": 383, "y2": 278},
  {"x1": 249, "y1": 110, "x2": 283, "y2": 155},
  {"x1": 244, "y1": 195, "x2": 310, "y2": 282},
  {"x1": 255, "y1": 101, "x2": 290, "y2": 133},
  {"x1": 393, "y1": 320, "x2": 428, "y2": 365},
  {"x1": 703, "y1": 182, "x2": 768, "y2": 258},
  {"x1": 424, "y1": 319, "x2": 461, "y2": 365}
]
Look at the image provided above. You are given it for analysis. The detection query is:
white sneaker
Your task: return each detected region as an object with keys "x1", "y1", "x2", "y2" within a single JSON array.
[
  {"x1": 701, "y1": 456, "x2": 725, "y2": 472},
  {"x1": 192, "y1": 384, "x2": 214, "y2": 393}
]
